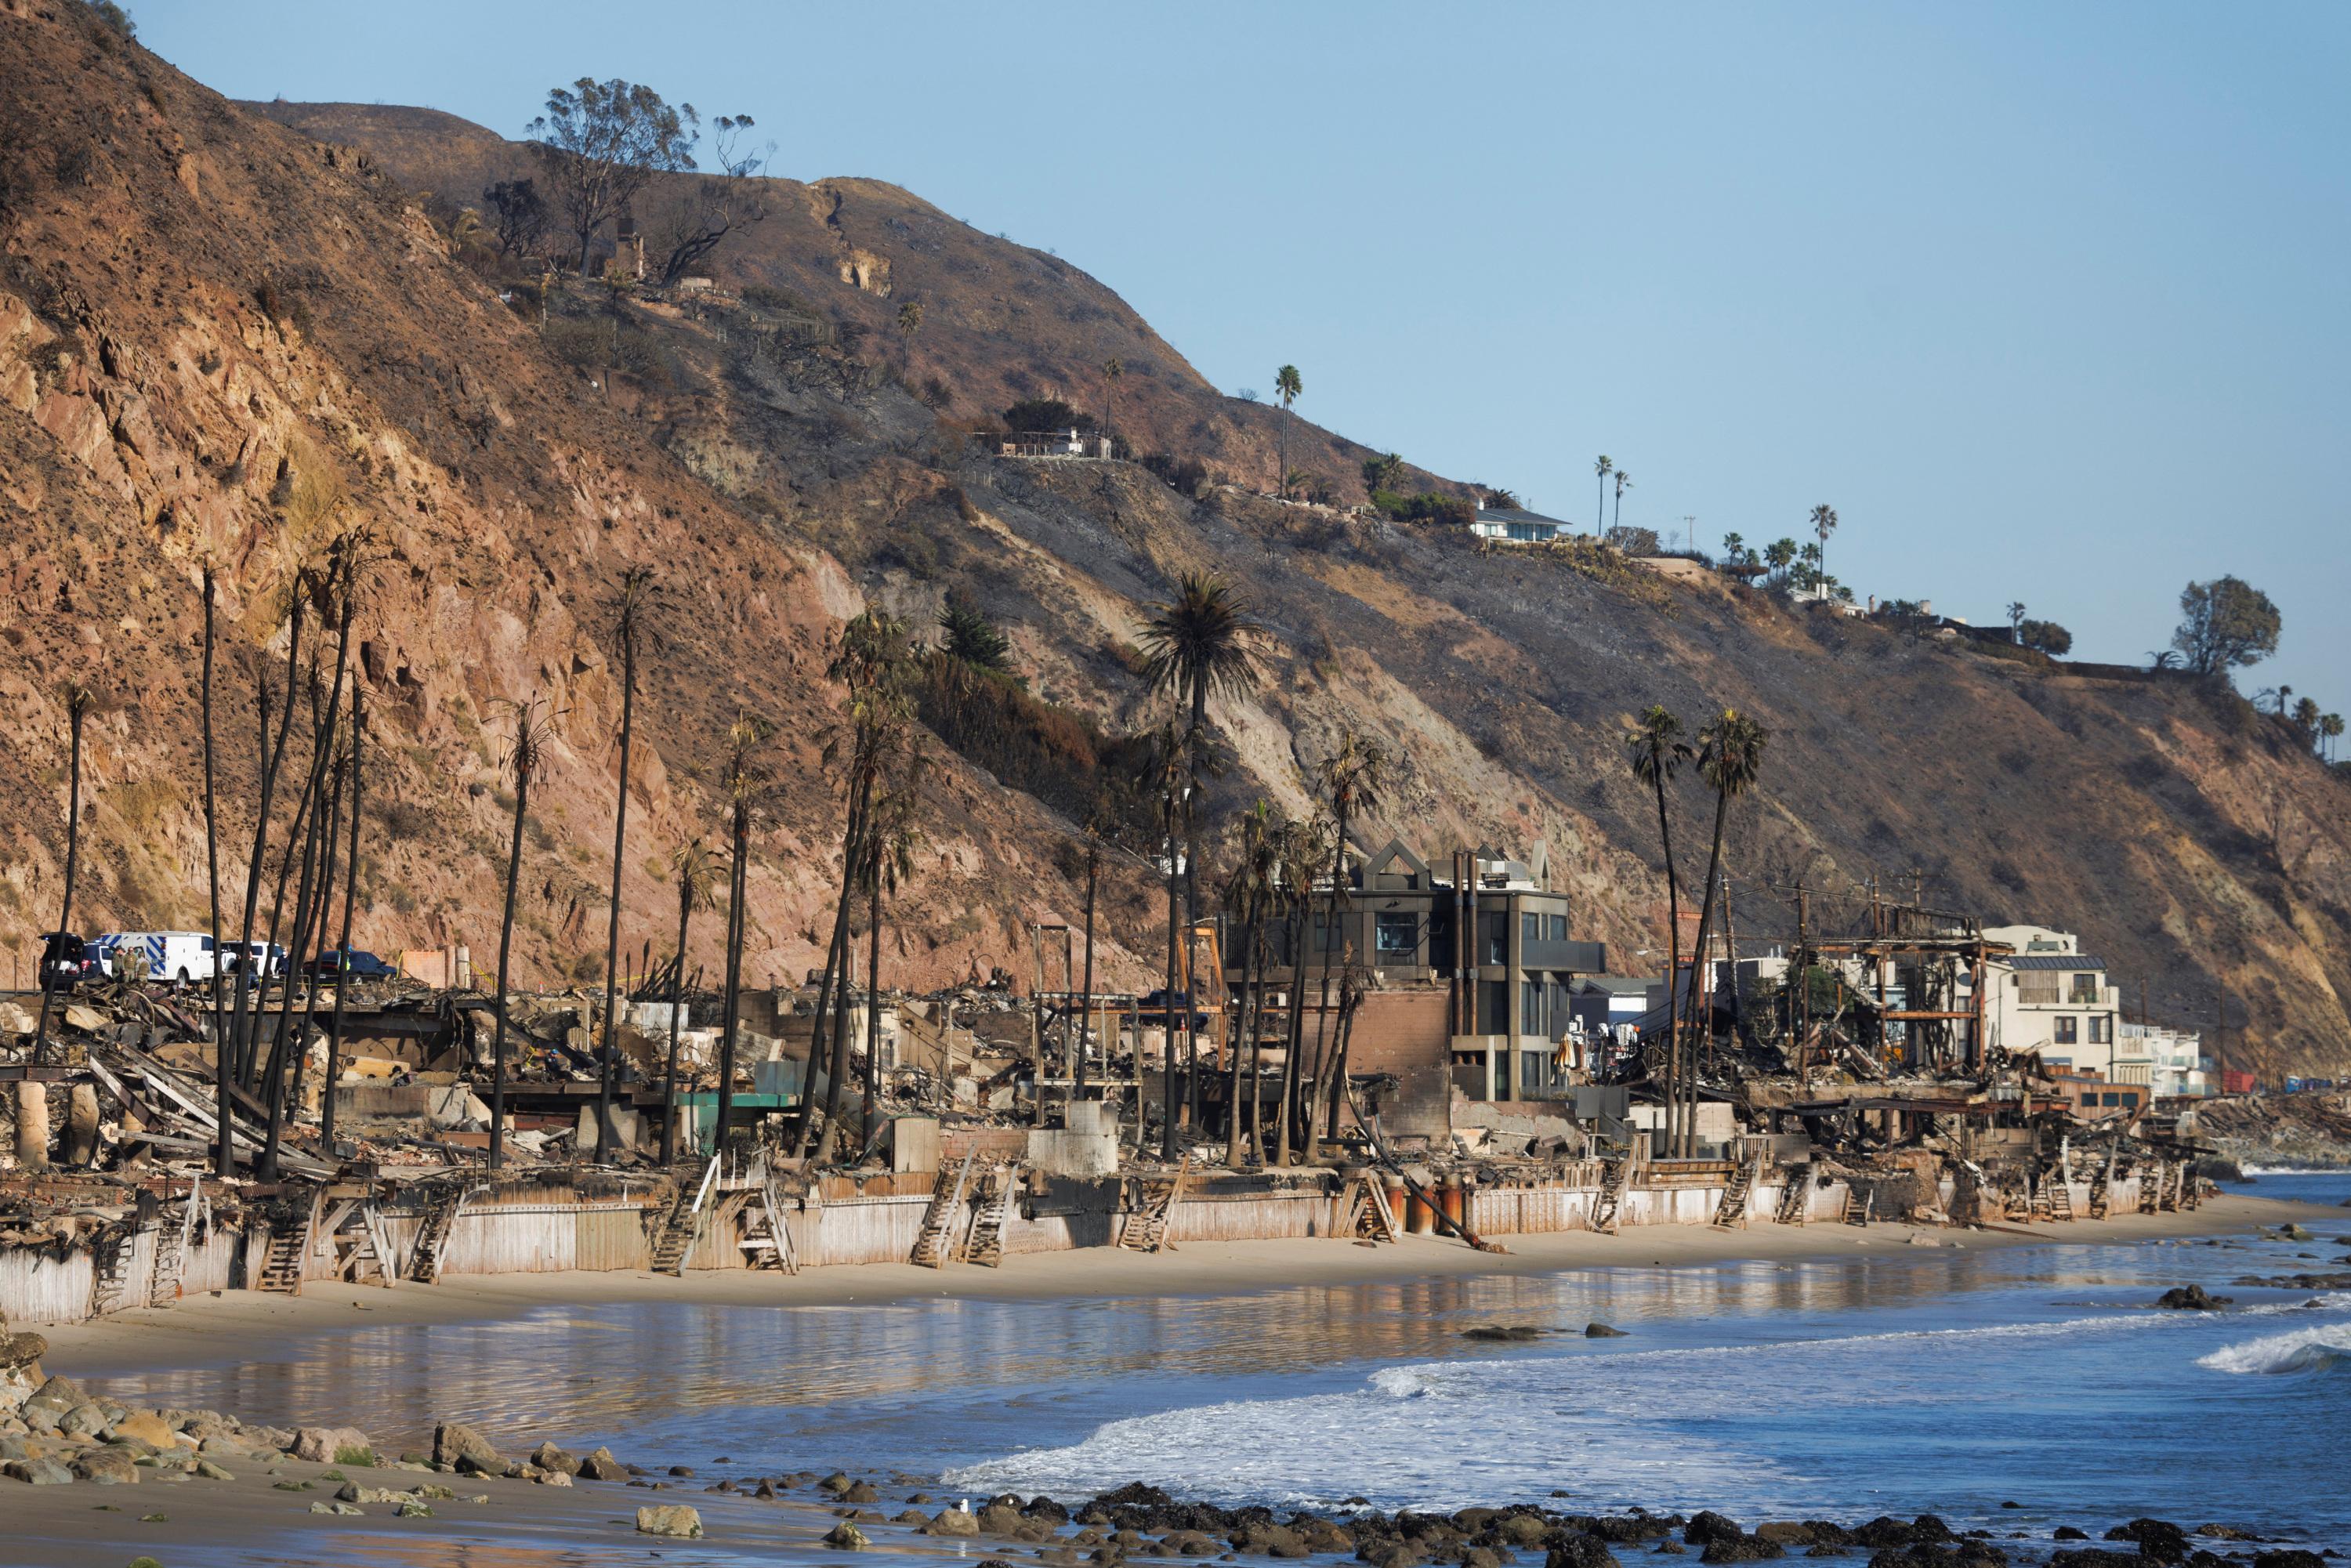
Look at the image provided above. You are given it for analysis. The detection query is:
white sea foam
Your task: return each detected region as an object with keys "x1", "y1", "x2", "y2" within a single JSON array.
[{"x1": 2197, "y1": 1321, "x2": 2351, "y2": 1374}]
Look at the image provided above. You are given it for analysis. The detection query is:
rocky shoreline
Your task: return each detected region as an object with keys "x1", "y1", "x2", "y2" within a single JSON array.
[{"x1": 7, "y1": 1340, "x2": 2342, "y2": 1566}]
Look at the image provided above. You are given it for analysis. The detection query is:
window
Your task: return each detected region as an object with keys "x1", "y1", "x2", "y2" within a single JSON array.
[
  {"x1": 1522, "y1": 979, "x2": 1544, "y2": 1036},
  {"x1": 2088, "y1": 1016, "x2": 2110, "y2": 1045},
  {"x1": 1549, "y1": 914, "x2": 1569, "y2": 941},
  {"x1": 2100, "y1": 1092, "x2": 2121, "y2": 1107},
  {"x1": 2018, "y1": 971, "x2": 2060, "y2": 1005},
  {"x1": 1522, "y1": 912, "x2": 1542, "y2": 946},
  {"x1": 1310, "y1": 911, "x2": 1343, "y2": 953},
  {"x1": 2121, "y1": 1092, "x2": 2140, "y2": 1110},
  {"x1": 2053, "y1": 1016, "x2": 2078, "y2": 1045},
  {"x1": 1375, "y1": 911, "x2": 1418, "y2": 959},
  {"x1": 2069, "y1": 972, "x2": 2100, "y2": 1005},
  {"x1": 1483, "y1": 912, "x2": 1508, "y2": 965},
  {"x1": 1476, "y1": 981, "x2": 1508, "y2": 1035}
]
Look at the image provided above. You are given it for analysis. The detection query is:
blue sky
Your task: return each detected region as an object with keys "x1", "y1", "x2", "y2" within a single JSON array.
[{"x1": 136, "y1": 1, "x2": 2348, "y2": 719}]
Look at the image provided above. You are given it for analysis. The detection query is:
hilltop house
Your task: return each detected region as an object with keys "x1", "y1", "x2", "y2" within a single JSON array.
[{"x1": 1469, "y1": 505, "x2": 1574, "y2": 544}]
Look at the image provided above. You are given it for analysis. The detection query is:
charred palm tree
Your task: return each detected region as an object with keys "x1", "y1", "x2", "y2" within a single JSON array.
[
  {"x1": 801, "y1": 614, "x2": 913, "y2": 1162},
  {"x1": 714, "y1": 714, "x2": 777, "y2": 1159},
  {"x1": 1271, "y1": 810, "x2": 1323, "y2": 1166},
  {"x1": 1676, "y1": 709, "x2": 1769, "y2": 1157},
  {"x1": 1625, "y1": 704, "x2": 1692, "y2": 1150},
  {"x1": 31, "y1": 683, "x2": 96, "y2": 1066},
  {"x1": 1143, "y1": 723, "x2": 1190, "y2": 1159},
  {"x1": 855, "y1": 739, "x2": 926, "y2": 1148},
  {"x1": 321, "y1": 680, "x2": 366, "y2": 1152},
  {"x1": 595, "y1": 568, "x2": 654, "y2": 1158},
  {"x1": 661, "y1": 839, "x2": 719, "y2": 1166},
  {"x1": 1223, "y1": 802, "x2": 1281, "y2": 1165},
  {"x1": 199, "y1": 563, "x2": 235, "y2": 1174},
  {"x1": 1308, "y1": 733, "x2": 1387, "y2": 1142},
  {"x1": 488, "y1": 693, "x2": 558, "y2": 1172},
  {"x1": 229, "y1": 573, "x2": 306, "y2": 1085}
]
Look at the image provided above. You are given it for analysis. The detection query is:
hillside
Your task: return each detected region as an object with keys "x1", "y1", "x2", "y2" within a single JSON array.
[{"x1": 2, "y1": 5, "x2": 2347, "y2": 1074}]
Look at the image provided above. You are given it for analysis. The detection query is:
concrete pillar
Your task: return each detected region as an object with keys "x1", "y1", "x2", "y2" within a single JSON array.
[
  {"x1": 66, "y1": 1083, "x2": 100, "y2": 1167},
  {"x1": 14, "y1": 1081, "x2": 50, "y2": 1172}
]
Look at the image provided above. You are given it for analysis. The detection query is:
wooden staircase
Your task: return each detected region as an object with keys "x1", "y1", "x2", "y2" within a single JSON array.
[
  {"x1": 741, "y1": 1164, "x2": 799, "y2": 1273},
  {"x1": 1119, "y1": 1157, "x2": 1190, "y2": 1253},
  {"x1": 1842, "y1": 1184, "x2": 1872, "y2": 1226},
  {"x1": 2046, "y1": 1177, "x2": 2075, "y2": 1222},
  {"x1": 910, "y1": 1152, "x2": 978, "y2": 1269},
  {"x1": 965, "y1": 1162, "x2": 1023, "y2": 1269},
  {"x1": 1342, "y1": 1171, "x2": 1402, "y2": 1244},
  {"x1": 408, "y1": 1182, "x2": 484, "y2": 1284},
  {"x1": 648, "y1": 1155, "x2": 720, "y2": 1276},
  {"x1": 1712, "y1": 1157, "x2": 1760, "y2": 1229},
  {"x1": 1590, "y1": 1157, "x2": 1630, "y2": 1236},
  {"x1": 323, "y1": 1200, "x2": 397, "y2": 1287},
  {"x1": 2087, "y1": 1147, "x2": 2114, "y2": 1219},
  {"x1": 147, "y1": 1176, "x2": 202, "y2": 1309},
  {"x1": 255, "y1": 1188, "x2": 321, "y2": 1295},
  {"x1": 89, "y1": 1225, "x2": 138, "y2": 1318},
  {"x1": 1773, "y1": 1168, "x2": 1810, "y2": 1226}
]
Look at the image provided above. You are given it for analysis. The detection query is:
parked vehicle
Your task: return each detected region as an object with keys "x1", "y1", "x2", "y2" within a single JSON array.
[
  {"x1": 1138, "y1": 988, "x2": 1212, "y2": 1030},
  {"x1": 310, "y1": 947, "x2": 397, "y2": 983},
  {"x1": 219, "y1": 940, "x2": 288, "y2": 980},
  {"x1": 38, "y1": 931, "x2": 101, "y2": 988},
  {"x1": 89, "y1": 931, "x2": 224, "y2": 985}
]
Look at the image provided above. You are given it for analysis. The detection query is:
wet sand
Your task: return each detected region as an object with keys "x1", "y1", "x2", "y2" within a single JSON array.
[{"x1": 40, "y1": 1192, "x2": 2325, "y2": 1373}]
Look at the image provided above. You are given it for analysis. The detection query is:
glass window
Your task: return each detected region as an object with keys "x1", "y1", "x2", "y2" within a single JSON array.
[
  {"x1": 2088, "y1": 1016, "x2": 2110, "y2": 1045},
  {"x1": 2101, "y1": 1092, "x2": 2120, "y2": 1107},
  {"x1": 1375, "y1": 911, "x2": 1418, "y2": 958},
  {"x1": 1522, "y1": 979, "x2": 1543, "y2": 1036},
  {"x1": 1522, "y1": 911, "x2": 1542, "y2": 946},
  {"x1": 1476, "y1": 981, "x2": 1508, "y2": 1034},
  {"x1": 2070, "y1": 972, "x2": 2100, "y2": 1004},
  {"x1": 1549, "y1": 913, "x2": 1569, "y2": 941},
  {"x1": 2053, "y1": 1016, "x2": 2078, "y2": 1045}
]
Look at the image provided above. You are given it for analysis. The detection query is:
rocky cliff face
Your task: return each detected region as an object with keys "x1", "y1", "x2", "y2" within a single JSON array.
[{"x1": 3, "y1": 5, "x2": 2346, "y2": 1071}]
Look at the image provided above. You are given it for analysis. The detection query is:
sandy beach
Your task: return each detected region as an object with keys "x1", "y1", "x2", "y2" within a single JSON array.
[{"x1": 37, "y1": 1190, "x2": 2327, "y2": 1373}]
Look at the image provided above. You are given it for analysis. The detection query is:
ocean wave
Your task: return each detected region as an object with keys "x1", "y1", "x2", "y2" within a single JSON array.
[{"x1": 2197, "y1": 1321, "x2": 2351, "y2": 1374}]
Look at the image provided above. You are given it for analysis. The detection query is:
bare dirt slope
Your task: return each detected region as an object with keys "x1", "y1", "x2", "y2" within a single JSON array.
[{"x1": 3, "y1": 8, "x2": 2346, "y2": 1071}]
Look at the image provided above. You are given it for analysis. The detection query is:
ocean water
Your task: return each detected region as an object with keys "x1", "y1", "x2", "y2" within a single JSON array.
[{"x1": 89, "y1": 1172, "x2": 2351, "y2": 1546}]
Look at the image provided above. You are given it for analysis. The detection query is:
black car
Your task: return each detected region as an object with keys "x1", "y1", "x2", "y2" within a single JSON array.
[
  {"x1": 38, "y1": 932, "x2": 100, "y2": 988},
  {"x1": 1138, "y1": 988, "x2": 1212, "y2": 1030},
  {"x1": 310, "y1": 947, "x2": 397, "y2": 983}
]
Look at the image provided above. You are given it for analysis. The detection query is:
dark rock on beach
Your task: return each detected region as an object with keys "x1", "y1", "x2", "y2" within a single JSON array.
[
  {"x1": 1586, "y1": 1324, "x2": 1630, "y2": 1338},
  {"x1": 2106, "y1": 1518, "x2": 2190, "y2": 1563},
  {"x1": 1463, "y1": 1326, "x2": 1543, "y2": 1342},
  {"x1": 2154, "y1": 1285, "x2": 2232, "y2": 1311}
]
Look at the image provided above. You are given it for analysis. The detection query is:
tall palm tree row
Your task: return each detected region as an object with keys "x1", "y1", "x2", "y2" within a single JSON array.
[
  {"x1": 1270, "y1": 810, "x2": 1324, "y2": 1165},
  {"x1": 1221, "y1": 800, "x2": 1281, "y2": 1165},
  {"x1": 1624, "y1": 705, "x2": 1692, "y2": 1151},
  {"x1": 715, "y1": 713, "x2": 778, "y2": 1161},
  {"x1": 855, "y1": 736, "x2": 926, "y2": 1143},
  {"x1": 595, "y1": 569, "x2": 654, "y2": 1159},
  {"x1": 1674, "y1": 709, "x2": 1770, "y2": 1157}
]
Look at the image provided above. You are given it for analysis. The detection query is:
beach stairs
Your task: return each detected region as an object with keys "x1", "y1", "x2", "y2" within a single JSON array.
[
  {"x1": 1773, "y1": 1168, "x2": 1810, "y2": 1226},
  {"x1": 911, "y1": 1152, "x2": 980, "y2": 1269},
  {"x1": 2180, "y1": 1169, "x2": 2203, "y2": 1211},
  {"x1": 2138, "y1": 1161, "x2": 2161, "y2": 1215},
  {"x1": 1342, "y1": 1171, "x2": 1402, "y2": 1244},
  {"x1": 88, "y1": 1225, "x2": 138, "y2": 1318},
  {"x1": 965, "y1": 1162, "x2": 1024, "y2": 1269},
  {"x1": 255, "y1": 1187, "x2": 321, "y2": 1295},
  {"x1": 1119, "y1": 1157, "x2": 1190, "y2": 1254},
  {"x1": 2159, "y1": 1161, "x2": 2186, "y2": 1213},
  {"x1": 2088, "y1": 1151, "x2": 2114, "y2": 1220},
  {"x1": 648, "y1": 1155, "x2": 722, "y2": 1276},
  {"x1": 741, "y1": 1168, "x2": 799, "y2": 1274},
  {"x1": 1712, "y1": 1157, "x2": 1761, "y2": 1229},
  {"x1": 408, "y1": 1182, "x2": 484, "y2": 1284},
  {"x1": 1842, "y1": 1185, "x2": 1872, "y2": 1227},
  {"x1": 147, "y1": 1176, "x2": 202, "y2": 1309},
  {"x1": 1591, "y1": 1157, "x2": 1630, "y2": 1236},
  {"x1": 2045, "y1": 1178, "x2": 2075, "y2": 1223}
]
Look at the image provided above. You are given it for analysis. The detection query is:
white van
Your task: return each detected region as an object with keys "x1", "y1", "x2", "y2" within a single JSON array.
[{"x1": 91, "y1": 932, "x2": 223, "y2": 985}]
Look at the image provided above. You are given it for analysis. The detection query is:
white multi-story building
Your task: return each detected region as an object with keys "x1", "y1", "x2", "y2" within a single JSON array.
[
  {"x1": 1976, "y1": 925, "x2": 2150, "y2": 1090},
  {"x1": 2125, "y1": 1021, "x2": 2212, "y2": 1099}
]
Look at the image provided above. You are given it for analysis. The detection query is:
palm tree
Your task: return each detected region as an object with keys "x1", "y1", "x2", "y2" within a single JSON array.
[
  {"x1": 856, "y1": 737, "x2": 926, "y2": 1144},
  {"x1": 1102, "y1": 357, "x2": 1124, "y2": 457},
  {"x1": 2006, "y1": 603, "x2": 2027, "y2": 643},
  {"x1": 595, "y1": 568, "x2": 654, "y2": 1160},
  {"x1": 321, "y1": 679, "x2": 367, "y2": 1153},
  {"x1": 1675, "y1": 709, "x2": 1770, "y2": 1157},
  {"x1": 1613, "y1": 469, "x2": 1632, "y2": 534},
  {"x1": 1625, "y1": 705, "x2": 1692, "y2": 1150},
  {"x1": 1136, "y1": 573, "x2": 1262, "y2": 1139},
  {"x1": 660, "y1": 839, "x2": 719, "y2": 1166},
  {"x1": 31, "y1": 683, "x2": 96, "y2": 1067},
  {"x1": 1593, "y1": 455, "x2": 1613, "y2": 533},
  {"x1": 198, "y1": 563, "x2": 234, "y2": 1175},
  {"x1": 228, "y1": 564, "x2": 306, "y2": 1085},
  {"x1": 1308, "y1": 733, "x2": 1388, "y2": 1143},
  {"x1": 715, "y1": 713, "x2": 776, "y2": 1159},
  {"x1": 1274, "y1": 364, "x2": 1302, "y2": 498},
  {"x1": 1223, "y1": 801, "x2": 1281, "y2": 1165},
  {"x1": 1809, "y1": 505, "x2": 1839, "y2": 588},
  {"x1": 1720, "y1": 531, "x2": 1746, "y2": 567},
  {"x1": 2274, "y1": 684, "x2": 2294, "y2": 718},
  {"x1": 1271, "y1": 811, "x2": 1322, "y2": 1166},
  {"x1": 2291, "y1": 696, "x2": 2321, "y2": 738},
  {"x1": 895, "y1": 299, "x2": 922, "y2": 372},
  {"x1": 802, "y1": 614, "x2": 914, "y2": 1161},
  {"x1": 488, "y1": 693, "x2": 556, "y2": 1172},
  {"x1": 2320, "y1": 712, "x2": 2344, "y2": 762}
]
